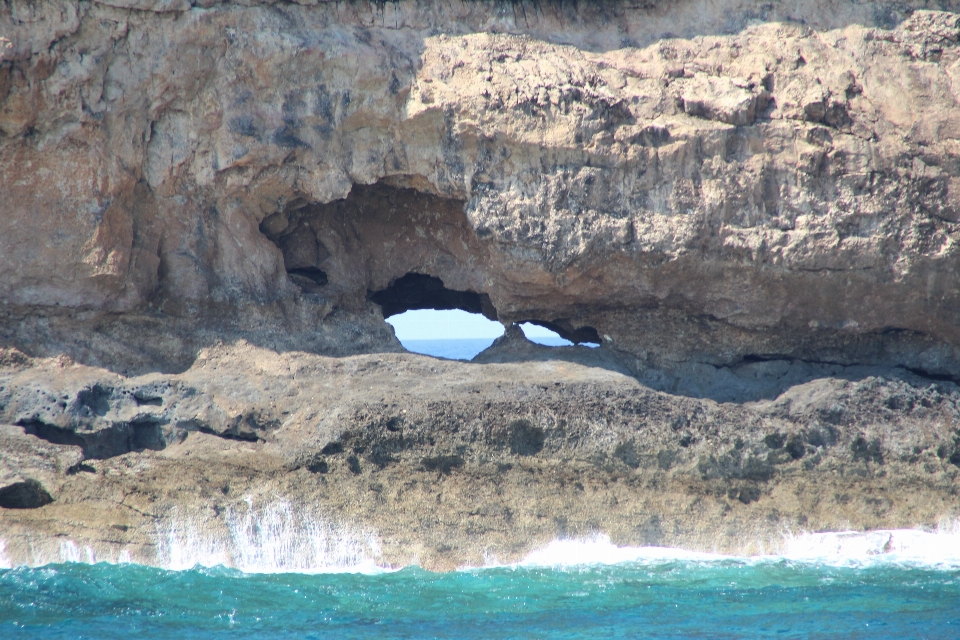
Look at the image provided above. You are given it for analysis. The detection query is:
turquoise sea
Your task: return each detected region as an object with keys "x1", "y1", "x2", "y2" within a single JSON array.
[{"x1": 1, "y1": 554, "x2": 958, "y2": 639}]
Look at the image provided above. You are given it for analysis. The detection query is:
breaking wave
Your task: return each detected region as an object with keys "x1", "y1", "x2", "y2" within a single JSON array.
[
  {"x1": 156, "y1": 497, "x2": 384, "y2": 574},
  {"x1": 779, "y1": 525, "x2": 960, "y2": 567},
  {"x1": 513, "y1": 523, "x2": 960, "y2": 570},
  {"x1": 4, "y1": 507, "x2": 960, "y2": 573}
]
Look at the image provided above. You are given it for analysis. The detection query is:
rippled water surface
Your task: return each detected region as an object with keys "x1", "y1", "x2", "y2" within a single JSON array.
[{"x1": 2, "y1": 559, "x2": 958, "y2": 639}]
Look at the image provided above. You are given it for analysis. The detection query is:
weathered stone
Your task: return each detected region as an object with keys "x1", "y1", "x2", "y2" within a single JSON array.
[
  {"x1": 0, "y1": 2, "x2": 957, "y2": 381},
  {"x1": 0, "y1": 342, "x2": 957, "y2": 568},
  {"x1": 2, "y1": 0, "x2": 960, "y2": 568}
]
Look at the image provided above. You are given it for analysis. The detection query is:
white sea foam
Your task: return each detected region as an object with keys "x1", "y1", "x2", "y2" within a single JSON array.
[
  {"x1": 157, "y1": 497, "x2": 385, "y2": 574},
  {"x1": 59, "y1": 540, "x2": 82, "y2": 563},
  {"x1": 781, "y1": 524, "x2": 960, "y2": 567},
  {"x1": 0, "y1": 537, "x2": 131, "y2": 567},
  {"x1": 515, "y1": 534, "x2": 729, "y2": 568},
  {"x1": 509, "y1": 524, "x2": 960, "y2": 570},
  {"x1": 59, "y1": 540, "x2": 98, "y2": 564},
  {"x1": 0, "y1": 539, "x2": 11, "y2": 569},
  {"x1": 8, "y1": 504, "x2": 960, "y2": 573}
]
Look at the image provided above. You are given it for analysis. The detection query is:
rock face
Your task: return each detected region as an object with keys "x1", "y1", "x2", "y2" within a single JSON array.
[
  {"x1": 2, "y1": 342, "x2": 959, "y2": 570},
  {"x1": 2, "y1": 0, "x2": 960, "y2": 568}
]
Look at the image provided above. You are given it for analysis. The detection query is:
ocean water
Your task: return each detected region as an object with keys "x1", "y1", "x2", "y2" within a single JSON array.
[
  {"x1": 401, "y1": 336, "x2": 576, "y2": 360},
  {"x1": 2, "y1": 530, "x2": 959, "y2": 639}
]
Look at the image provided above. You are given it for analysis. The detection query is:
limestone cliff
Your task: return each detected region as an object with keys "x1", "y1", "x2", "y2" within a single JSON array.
[{"x1": 1, "y1": 0, "x2": 960, "y2": 569}]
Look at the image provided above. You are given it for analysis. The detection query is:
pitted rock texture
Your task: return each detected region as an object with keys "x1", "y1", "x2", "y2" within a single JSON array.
[
  {"x1": 1, "y1": 343, "x2": 959, "y2": 570},
  {"x1": 1, "y1": 0, "x2": 959, "y2": 383},
  {"x1": 3, "y1": 0, "x2": 960, "y2": 567}
]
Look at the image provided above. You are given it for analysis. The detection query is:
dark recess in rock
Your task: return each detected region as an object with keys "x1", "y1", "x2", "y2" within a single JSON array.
[
  {"x1": 17, "y1": 418, "x2": 166, "y2": 460},
  {"x1": 288, "y1": 266, "x2": 328, "y2": 285},
  {"x1": 133, "y1": 393, "x2": 163, "y2": 407},
  {"x1": 76, "y1": 384, "x2": 112, "y2": 417},
  {"x1": 17, "y1": 419, "x2": 86, "y2": 449},
  {"x1": 421, "y1": 454, "x2": 464, "y2": 474},
  {"x1": 67, "y1": 462, "x2": 97, "y2": 475},
  {"x1": 764, "y1": 432, "x2": 786, "y2": 449},
  {"x1": 321, "y1": 441, "x2": 344, "y2": 456},
  {"x1": 196, "y1": 425, "x2": 259, "y2": 443},
  {"x1": 950, "y1": 449, "x2": 960, "y2": 467},
  {"x1": 903, "y1": 366, "x2": 958, "y2": 384},
  {"x1": 851, "y1": 435, "x2": 884, "y2": 464},
  {"x1": 369, "y1": 272, "x2": 498, "y2": 320},
  {"x1": 0, "y1": 479, "x2": 53, "y2": 509},
  {"x1": 129, "y1": 417, "x2": 167, "y2": 451},
  {"x1": 785, "y1": 435, "x2": 806, "y2": 460},
  {"x1": 305, "y1": 456, "x2": 329, "y2": 474},
  {"x1": 508, "y1": 419, "x2": 545, "y2": 456},
  {"x1": 347, "y1": 454, "x2": 362, "y2": 474}
]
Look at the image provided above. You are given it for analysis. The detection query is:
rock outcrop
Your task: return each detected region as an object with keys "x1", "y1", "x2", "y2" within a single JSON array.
[
  {"x1": 2, "y1": 342, "x2": 959, "y2": 570},
  {"x1": 2, "y1": 0, "x2": 960, "y2": 568}
]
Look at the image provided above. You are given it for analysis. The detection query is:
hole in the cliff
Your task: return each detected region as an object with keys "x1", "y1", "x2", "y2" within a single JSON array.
[
  {"x1": 375, "y1": 273, "x2": 504, "y2": 360},
  {"x1": 387, "y1": 308, "x2": 504, "y2": 360},
  {"x1": 18, "y1": 419, "x2": 86, "y2": 450},
  {"x1": 518, "y1": 322, "x2": 600, "y2": 347},
  {"x1": 133, "y1": 393, "x2": 163, "y2": 407},
  {"x1": 260, "y1": 182, "x2": 606, "y2": 362},
  {"x1": 508, "y1": 419, "x2": 545, "y2": 456},
  {"x1": 129, "y1": 418, "x2": 166, "y2": 452},
  {"x1": 320, "y1": 441, "x2": 344, "y2": 456}
]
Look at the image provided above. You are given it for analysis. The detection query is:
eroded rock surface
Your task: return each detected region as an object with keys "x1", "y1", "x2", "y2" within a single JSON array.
[
  {"x1": 1, "y1": 0, "x2": 958, "y2": 379},
  {"x1": 2, "y1": 0, "x2": 960, "y2": 567},
  {"x1": 1, "y1": 343, "x2": 959, "y2": 569}
]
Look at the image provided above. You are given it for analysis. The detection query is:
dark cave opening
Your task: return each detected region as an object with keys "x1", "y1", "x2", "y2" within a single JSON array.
[
  {"x1": 287, "y1": 266, "x2": 329, "y2": 286},
  {"x1": 259, "y1": 209, "x2": 331, "y2": 293},
  {"x1": 256, "y1": 181, "x2": 604, "y2": 354},
  {"x1": 0, "y1": 479, "x2": 53, "y2": 510},
  {"x1": 368, "y1": 273, "x2": 498, "y2": 320}
]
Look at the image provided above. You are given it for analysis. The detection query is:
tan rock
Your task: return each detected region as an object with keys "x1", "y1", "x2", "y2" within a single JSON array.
[
  {"x1": 1, "y1": 341, "x2": 958, "y2": 569},
  {"x1": 2, "y1": 0, "x2": 960, "y2": 567}
]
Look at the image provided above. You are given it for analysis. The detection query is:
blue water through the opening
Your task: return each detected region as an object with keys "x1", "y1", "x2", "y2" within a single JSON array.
[
  {"x1": 1, "y1": 560, "x2": 958, "y2": 638},
  {"x1": 385, "y1": 308, "x2": 599, "y2": 359}
]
